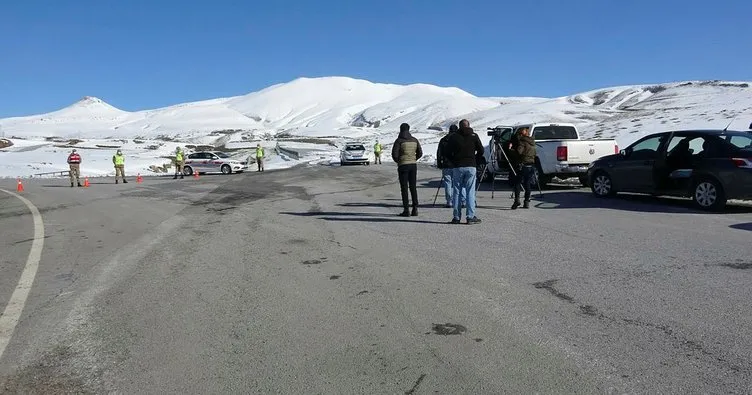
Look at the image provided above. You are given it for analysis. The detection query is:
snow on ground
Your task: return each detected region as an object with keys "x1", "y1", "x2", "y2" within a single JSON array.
[{"x1": 1, "y1": 77, "x2": 751, "y2": 179}]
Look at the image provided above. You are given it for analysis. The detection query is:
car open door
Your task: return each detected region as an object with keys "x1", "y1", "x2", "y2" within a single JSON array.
[{"x1": 610, "y1": 133, "x2": 668, "y2": 192}]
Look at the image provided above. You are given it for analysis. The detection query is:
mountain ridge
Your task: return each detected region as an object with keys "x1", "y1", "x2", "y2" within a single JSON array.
[{"x1": 1, "y1": 76, "x2": 750, "y2": 145}]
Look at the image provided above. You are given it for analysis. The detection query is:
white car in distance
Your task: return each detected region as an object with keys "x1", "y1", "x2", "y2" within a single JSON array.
[{"x1": 340, "y1": 142, "x2": 371, "y2": 166}]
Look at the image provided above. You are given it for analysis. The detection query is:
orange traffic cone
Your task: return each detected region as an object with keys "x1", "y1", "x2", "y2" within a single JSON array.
[
  {"x1": 17, "y1": 178, "x2": 24, "y2": 192},
  {"x1": 84, "y1": 177, "x2": 90, "y2": 188},
  {"x1": 193, "y1": 170, "x2": 199, "y2": 179},
  {"x1": 136, "y1": 173, "x2": 143, "y2": 183}
]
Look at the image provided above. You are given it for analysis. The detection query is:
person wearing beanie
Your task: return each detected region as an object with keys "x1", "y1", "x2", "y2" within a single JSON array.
[
  {"x1": 436, "y1": 124, "x2": 464, "y2": 207},
  {"x1": 391, "y1": 122, "x2": 423, "y2": 217},
  {"x1": 445, "y1": 119, "x2": 484, "y2": 224}
]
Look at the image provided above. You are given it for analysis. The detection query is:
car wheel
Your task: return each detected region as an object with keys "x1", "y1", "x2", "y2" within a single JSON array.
[
  {"x1": 591, "y1": 171, "x2": 615, "y2": 197},
  {"x1": 692, "y1": 177, "x2": 726, "y2": 211},
  {"x1": 221, "y1": 164, "x2": 232, "y2": 175},
  {"x1": 183, "y1": 166, "x2": 193, "y2": 176}
]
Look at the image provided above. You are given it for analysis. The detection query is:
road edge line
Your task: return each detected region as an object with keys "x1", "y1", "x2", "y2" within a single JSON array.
[{"x1": 0, "y1": 188, "x2": 45, "y2": 361}]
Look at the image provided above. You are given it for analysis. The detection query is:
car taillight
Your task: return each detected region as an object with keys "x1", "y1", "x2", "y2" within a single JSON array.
[
  {"x1": 615, "y1": 145, "x2": 619, "y2": 154},
  {"x1": 731, "y1": 158, "x2": 752, "y2": 168},
  {"x1": 556, "y1": 146, "x2": 567, "y2": 161}
]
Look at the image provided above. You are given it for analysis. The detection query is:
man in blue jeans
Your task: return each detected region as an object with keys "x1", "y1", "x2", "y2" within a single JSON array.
[
  {"x1": 436, "y1": 124, "x2": 466, "y2": 208},
  {"x1": 444, "y1": 119, "x2": 484, "y2": 224}
]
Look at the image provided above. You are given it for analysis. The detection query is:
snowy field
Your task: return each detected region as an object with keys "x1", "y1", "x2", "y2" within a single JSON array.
[{"x1": 1, "y1": 77, "x2": 750, "y2": 179}]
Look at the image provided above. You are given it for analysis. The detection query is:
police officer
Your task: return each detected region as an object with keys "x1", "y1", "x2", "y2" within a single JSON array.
[
  {"x1": 67, "y1": 149, "x2": 82, "y2": 187},
  {"x1": 173, "y1": 147, "x2": 185, "y2": 179},
  {"x1": 255, "y1": 144, "x2": 265, "y2": 172},
  {"x1": 113, "y1": 149, "x2": 128, "y2": 184},
  {"x1": 511, "y1": 127, "x2": 536, "y2": 209},
  {"x1": 373, "y1": 140, "x2": 382, "y2": 164}
]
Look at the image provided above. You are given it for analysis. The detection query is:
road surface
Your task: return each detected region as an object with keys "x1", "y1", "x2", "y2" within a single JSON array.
[{"x1": 1, "y1": 165, "x2": 751, "y2": 394}]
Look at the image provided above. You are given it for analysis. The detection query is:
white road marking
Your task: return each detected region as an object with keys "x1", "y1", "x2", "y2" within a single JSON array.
[{"x1": 0, "y1": 189, "x2": 45, "y2": 361}]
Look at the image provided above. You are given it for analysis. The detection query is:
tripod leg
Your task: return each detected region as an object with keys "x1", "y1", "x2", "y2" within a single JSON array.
[
  {"x1": 491, "y1": 171, "x2": 496, "y2": 199},
  {"x1": 433, "y1": 183, "x2": 441, "y2": 206}
]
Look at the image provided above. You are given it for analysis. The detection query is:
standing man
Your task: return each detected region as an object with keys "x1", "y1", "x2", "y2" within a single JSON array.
[
  {"x1": 67, "y1": 149, "x2": 82, "y2": 187},
  {"x1": 511, "y1": 127, "x2": 536, "y2": 209},
  {"x1": 173, "y1": 147, "x2": 185, "y2": 179},
  {"x1": 445, "y1": 119, "x2": 484, "y2": 224},
  {"x1": 391, "y1": 122, "x2": 423, "y2": 217},
  {"x1": 113, "y1": 149, "x2": 128, "y2": 184},
  {"x1": 437, "y1": 124, "x2": 461, "y2": 208},
  {"x1": 373, "y1": 139, "x2": 382, "y2": 164},
  {"x1": 255, "y1": 143, "x2": 265, "y2": 172}
]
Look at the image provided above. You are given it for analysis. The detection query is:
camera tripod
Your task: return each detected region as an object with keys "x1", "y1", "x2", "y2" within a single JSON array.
[{"x1": 476, "y1": 134, "x2": 543, "y2": 200}]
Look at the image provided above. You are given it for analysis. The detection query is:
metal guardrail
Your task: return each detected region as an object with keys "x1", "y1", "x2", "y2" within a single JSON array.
[
  {"x1": 275, "y1": 142, "x2": 300, "y2": 160},
  {"x1": 31, "y1": 170, "x2": 71, "y2": 177}
]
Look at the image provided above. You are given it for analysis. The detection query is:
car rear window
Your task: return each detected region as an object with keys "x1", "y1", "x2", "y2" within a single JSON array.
[
  {"x1": 346, "y1": 145, "x2": 365, "y2": 150},
  {"x1": 728, "y1": 135, "x2": 752, "y2": 150},
  {"x1": 532, "y1": 126, "x2": 578, "y2": 140}
]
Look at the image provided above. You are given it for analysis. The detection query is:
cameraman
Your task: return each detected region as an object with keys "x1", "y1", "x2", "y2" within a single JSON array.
[{"x1": 510, "y1": 127, "x2": 536, "y2": 209}]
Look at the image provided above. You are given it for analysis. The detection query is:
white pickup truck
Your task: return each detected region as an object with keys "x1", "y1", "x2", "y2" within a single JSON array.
[{"x1": 483, "y1": 123, "x2": 618, "y2": 186}]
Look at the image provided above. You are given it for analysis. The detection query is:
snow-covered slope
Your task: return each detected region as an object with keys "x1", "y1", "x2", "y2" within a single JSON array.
[{"x1": 1, "y1": 77, "x2": 750, "y2": 178}]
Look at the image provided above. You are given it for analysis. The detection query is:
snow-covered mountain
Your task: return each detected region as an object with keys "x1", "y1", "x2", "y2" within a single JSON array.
[
  {"x1": 2, "y1": 77, "x2": 750, "y2": 146},
  {"x1": 1, "y1": 76, "x2": 751, "y2": 179}
]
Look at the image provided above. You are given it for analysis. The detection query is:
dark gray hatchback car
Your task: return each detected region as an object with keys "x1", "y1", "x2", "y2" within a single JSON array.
[{"x1": 586, "y1": 129, "x2": 752, "y2": 211}]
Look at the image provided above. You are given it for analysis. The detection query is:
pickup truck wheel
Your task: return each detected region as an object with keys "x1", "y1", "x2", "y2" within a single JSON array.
[
  {"x1": 591, "y1": 171, "x2": 615, "y2": 197},
  {"x1": 692, "y1": 178, "x2": 726, "y2": 211},
  {"x1": 534, "y1": 163, "x2": 551, "y2": 187}
]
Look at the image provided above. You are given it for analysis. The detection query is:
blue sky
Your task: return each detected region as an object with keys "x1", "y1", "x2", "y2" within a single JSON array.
[{"x1": 1, "y1": 0, "x2": 750, "y2": 117}]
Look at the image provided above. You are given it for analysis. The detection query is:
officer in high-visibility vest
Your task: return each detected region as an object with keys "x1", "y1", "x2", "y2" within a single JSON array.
[
  {"x1": 255, "y1": 144, "x2": 265, "y2": 172},
  {"x1": 173, "y1": 147, "x2": 185, "y2": 179},
  {"x1": 373, "y1": 140, "x2": 382, "y2": 164},
  {"x1": 112, "y1": 149, "x2": 128, "y2": 184},
  {"x1": 67, "y1": 149, "x2": 82, "y2": 187}
]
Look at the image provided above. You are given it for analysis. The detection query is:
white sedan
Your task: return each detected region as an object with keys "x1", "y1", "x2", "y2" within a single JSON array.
[
  {"x1": 340, "y1": 142, "x2": 372, "y2": 166},
  {"x1": 183, "y1": 151, "x2": 246, "y2": 175}
]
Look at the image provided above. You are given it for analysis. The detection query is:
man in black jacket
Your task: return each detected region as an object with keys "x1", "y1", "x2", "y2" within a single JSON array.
[
  {"x1": 444, "y1": 119, "x2": 484, "y2": 224},
  {"x1": 436, "y1": 124, "x2": 463, "y2": 208}
]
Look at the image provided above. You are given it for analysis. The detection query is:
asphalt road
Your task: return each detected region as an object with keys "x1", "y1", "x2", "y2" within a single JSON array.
[{"x1": 1, "y1": 164, "x2": 751, "y2": 394}]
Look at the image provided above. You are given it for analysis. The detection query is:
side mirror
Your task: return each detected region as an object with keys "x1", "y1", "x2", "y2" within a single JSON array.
[{"x1": 619, "y1": 149, "x2": 626, "y2": 156}]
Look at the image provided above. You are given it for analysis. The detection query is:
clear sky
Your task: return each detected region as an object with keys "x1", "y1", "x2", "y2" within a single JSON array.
[{"x1": 1, "y1": 0, "x2": 750, "y2": 117}]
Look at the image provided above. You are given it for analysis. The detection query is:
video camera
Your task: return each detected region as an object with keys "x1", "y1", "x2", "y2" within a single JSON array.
[{"x1": 486, "y1": 126, "x2": 514, "y2": 144}]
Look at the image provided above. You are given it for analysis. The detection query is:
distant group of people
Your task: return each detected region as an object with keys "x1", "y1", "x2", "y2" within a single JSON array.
[{"x1": 390, "y1": 119, "x2": 537, "y2": 223}]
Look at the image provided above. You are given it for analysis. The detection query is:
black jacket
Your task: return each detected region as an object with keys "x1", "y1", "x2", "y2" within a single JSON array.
[
  {"x1": 436, "y1": 134, "x2": 453, "y2": 169},
  {"x1": 445, "y1": 127, "x2": 484, "y2": 168}
]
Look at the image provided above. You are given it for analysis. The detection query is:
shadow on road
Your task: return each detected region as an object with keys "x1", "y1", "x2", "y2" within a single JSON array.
[
  {"x1": 338, "y1": 202, "x2": 403, "y2": 209},
  {"x1": 316, "y1": 216, "x2": 448, "y2": 225},
  {"x1": 532, "y1": 191, "x2": 752, "y2": 214},
  {"x1": 280, "y1": 211, "x2": 448, "y2": 224},
  {"x1": 730, "y1": 222, "x2": 752, "y2": 232}
]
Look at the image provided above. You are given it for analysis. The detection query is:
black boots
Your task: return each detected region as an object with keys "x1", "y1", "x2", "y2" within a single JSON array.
[
  {"x1": 399, "y1": 206, "x2": 419, "y2": 217},
  {"x1": 512, "y1": 200, "x2": 530, "y2": 210}
]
